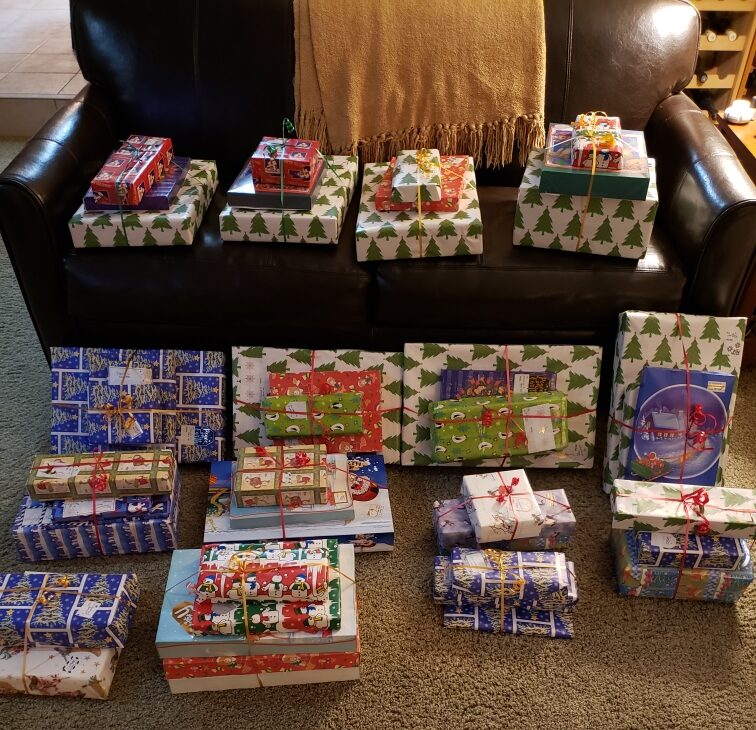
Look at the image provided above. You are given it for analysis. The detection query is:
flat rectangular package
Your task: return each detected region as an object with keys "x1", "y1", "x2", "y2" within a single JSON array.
[
  {"x1": 69, "y1": 159, "x2": 218, "y2": 247},
  {"x1": 603, "y1": 311, "x2": 746, "y2": 493},
  {"x1": 390, "y1": 148, "x2": 443, "y2": 202},
  {"x1": 0, "y1": 572, "x2": 139, "y2": 648},
  {"x1": 220, "y1": 155, "x2": 358, "y2": 245},
  {"x1": 204, "y1": 456, "x2": 394, "y2": 552},
  {"x1": 612, "y1": 529, "x2": 754, "y2": 602},
  {"x1": 156, "y1": 546, "x2": 357, "y2": 659},
  {"x1": 0, "y1": 646, "x2": 120, "y2": 699},
  {"x1": 439, "y1": 369, "x2": 558, "y2": 399},
  {"x1": 513, "y1": 150, "x2": 658, "y2": 259},
  {"x1": 50, "y1": 494, "x2": 158, "y2": 522},
  {"x1": 634, "y1": 531, "x2": 748, "y2": 571},
  {"x1": 226, "y1": 157, "x2": 324, "y2": 210},
  {"x1": 232, "y1": 346, "x2": 403, "y2": 464},
  {"x1": 402, "y1": 343, "x2": 601, "y2": 467},
  {"x1": 249, "y1": 137, "x2": 321, "y2": 188},
  {"x1": 442, "y1": 601, "x2": 574, "y2": 639},
  {"x1": 355, "y1": 158, "x2": 483, "y2": 261},
  {"x1": 260, "y1": 393, "x2": 364, "y2": 438}
]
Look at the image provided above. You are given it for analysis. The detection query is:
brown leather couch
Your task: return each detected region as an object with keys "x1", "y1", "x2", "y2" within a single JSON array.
[{"x1": 1, "y1": 0, "x2": 755, "y2": 360}]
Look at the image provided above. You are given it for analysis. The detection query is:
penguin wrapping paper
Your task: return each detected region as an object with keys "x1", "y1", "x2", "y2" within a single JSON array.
[
  {"x1": 0, "y1": 646, "x2": 121, "y2": 699},
  {"x1": 260, "y1": 393, "x2": 364, "y2": 438},
  {"x1": 611, "y1": 529, "x2": 754, "y2": 602},
  {"x1": 0, "y1": 572, "x2": 139, "y2": 648},
  {"x1": 603, "y1": 311, "x2": 746, "y2": 493},
  {"x1": 429, "y1": 392, "x2": 568, "y2": 463},
  {"x1": 634, "y1": 531, "x2": 748, "y2": 571}
]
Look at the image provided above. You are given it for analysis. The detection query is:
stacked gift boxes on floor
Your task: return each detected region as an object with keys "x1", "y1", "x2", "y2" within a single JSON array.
[
  {"x1": 513, "y1": 113, "x2": 658, "y2": 258},
  {"x1": 355, "y1": 148, "x2": 483, "y2": 260},
  {"x1": 220, "y1": 136, "x2": 358, "y2": 244},
  {"x1": 0, "y1": 570, "x2": 139, "y2": 698},
  {"x1": 14, "y1": 449, "x2": 181, "y2": 560},
  {"x1": 433, "y1": 470, "x2": 577, "y2": 639},
  {"x1": 156, "y1": 540, "x2": 359, "y2": 692},
  {"x1": 68, "y1": 135, "x2": 218, "y2": 247}
]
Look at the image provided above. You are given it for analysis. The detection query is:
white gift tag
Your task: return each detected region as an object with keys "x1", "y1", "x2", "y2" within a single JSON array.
[
  {"x1": 511, "y1": 373, "x2": 531, "y2": 394},
  {"x1": 521, "y1": 404, "x2": 557, "y2": 453},
  {"x1": 108, "y1": 365, "x2": 153, "y2": 386},
  {"x1": 650, "y1": 533, "x2": 679, "y2": 549},
  {"x1": 76, "y1": 600, "x2": 101, "y2": 618},
  {"x1": 124, "y1": 417, "x2": 144, "y2": 438},
  {"x1": 179, "y1": 424, "x2": 195, "y2": 446},
  {"x1": 284, "y1": 400, "x2": 307, "y2": 420},
  {"x1": 21, "y1": 506, "x2": 45, "y2": 526}
]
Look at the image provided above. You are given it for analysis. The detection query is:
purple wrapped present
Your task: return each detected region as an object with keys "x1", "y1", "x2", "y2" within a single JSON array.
[{"x1": 439, "y1": 369, "x2": 557, "y2": 400}]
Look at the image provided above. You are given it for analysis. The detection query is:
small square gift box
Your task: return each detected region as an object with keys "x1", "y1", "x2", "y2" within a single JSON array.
[
  {"x1": 232, "y1": 445, "x2": 330, "y2": 508},
  {"x1": 250, "y1": 137, "x2": 321, "y2": 188},
  {"x1": 570, "y1": 113, "x2": 623, "y2": 170},
  {"x1": 27, "y1": 450, "x2": 176, "y2": 501},
  {"x1": 460, "y1": 469, "x2": 544, "y2": 544},
  {"x1": 391, "y1": 148, "x2": 443, "y2": 203},
  {"x1": 376, "y1": 155, "x2": 467, "y2": 212},
  {"x1": 429, "y1": 393, "x2": 568, "y2": 463},
  {"x1": 260, "y1": 392, "x2": 364, "y2": 438},
  {"x1": 0, "y1": 572, "x2": 139, "y2": 648}
]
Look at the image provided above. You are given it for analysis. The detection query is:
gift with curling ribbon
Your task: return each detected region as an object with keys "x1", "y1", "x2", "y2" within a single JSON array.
[
  {"x1": 430, "y1": 392, "x2": 568, "y2": 463},
  {"x1": 0, "y1": 571, "x2": 139, "y2": 649},
  {"x1": 633, "y1": 531, "x2": 749, "y2": 571},
  {"x1": 260, "y1": 392, "x2": 364, "y2": 439},
  {"x1": 570, "y1": 114, "x2": 623, "y2": 170},
  {"x1": 376, "y1": 155, "x2": 468, "y2": 212},
  {"x1": 390, "y1": 148, "x2": 443, "y2": 203}
]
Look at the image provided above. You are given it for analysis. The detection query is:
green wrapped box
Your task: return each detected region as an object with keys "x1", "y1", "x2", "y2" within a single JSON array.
[
  {"x1": 391, "y1": 149, "x2": 443, "y2": 202},
  {"x1": 260, "y1": 393, "x2": 363, "y2": 438},
  {"x1": 429, "y1": 393, "x2": 568, "y2": 463}
]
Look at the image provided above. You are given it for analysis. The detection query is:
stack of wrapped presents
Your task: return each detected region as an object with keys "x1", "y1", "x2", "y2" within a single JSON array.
[
  {"x1": 220, "y1": 136, "x2": 358, "y2": 244},
  {"x1": 355, "y1": 148, "x2": 483, "y2": 260},
  {"x1": 0, "y1": 570, "x2": 139, "y2": 698},
  {"x1": 156, "y1": 540, "x2": 359, "y2": 692},
  {"x1": 14, "y1": 449, "x2": 180, "y2": 560},
  {"x1": 432, "y1": 470, "x2": 577, "y2": 639},
  {"x1": 68, "y1": 135, "x2": 218, "y2": 247},
  {"x1": 514, "y1": 113, "x2": 658, "y2": 258}
]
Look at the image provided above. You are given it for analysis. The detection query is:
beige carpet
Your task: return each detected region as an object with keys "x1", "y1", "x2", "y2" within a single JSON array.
[{"x1": 1, "y1": 138, "x2": 755, "y2": 729}]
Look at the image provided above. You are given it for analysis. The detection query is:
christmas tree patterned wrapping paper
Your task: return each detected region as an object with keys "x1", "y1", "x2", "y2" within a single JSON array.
[
  {"x1": 611, "y1": 529, "x2": 754, "y2": 602},
  {"x1": 219, "y1": 155, "x2": 358, "y2": 245},
  {"x1": 401, "y1": 343, "x2": 601, "y2": 467},
  {"x1": 69, "y1": 160, "x2": 218, "y2": 247},
  {"x1": 390, "y1": 149, "x2": 443, "y2": 202},
  {"x1": 513, "y1": 151, "x2": 658, "y2": 259},
  {"x1": 0, "y1": 646, "x2": 120, "y2": 699},
  {"x1": 603, "y1": 311, "x2": 746, "y2": 493},
  {"x1": 51, "y1": 347, "x2": 91, "y2": 454},
  {"x1": 0, "y1": 572, "x2": 139, "y2": 648},
  {"x1": 232, "y1": 347, "x2": 403, "y2": 464},
  {"x1": 634, "y1": 531, "x2": 748, "y2": 571},
  {"x1": 355, "y1": 158, "x2": 483, "y2": 261}
]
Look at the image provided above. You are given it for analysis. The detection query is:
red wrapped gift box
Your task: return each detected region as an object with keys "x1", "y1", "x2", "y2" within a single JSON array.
[
  {"x1": 250, "y1": 137, "x2": 321, "y2": 188},
  {"x1": 125, "y1": 135, "x2": 174, "y2": 178}
]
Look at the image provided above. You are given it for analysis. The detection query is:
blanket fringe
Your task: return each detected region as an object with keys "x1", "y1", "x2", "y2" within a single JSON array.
[{"x1": 296, "y1": 110, "x2": 544, "y2": 167}]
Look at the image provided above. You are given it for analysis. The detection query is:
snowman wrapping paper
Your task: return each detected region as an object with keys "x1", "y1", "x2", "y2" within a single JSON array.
[{"x1": 400, "y1": 343, "x2": 601, "y2": 467}]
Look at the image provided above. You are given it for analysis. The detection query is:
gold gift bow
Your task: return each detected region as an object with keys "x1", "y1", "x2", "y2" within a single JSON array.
[{"x1": 413, "y1": 148, "x2": 440, "y2": 259}]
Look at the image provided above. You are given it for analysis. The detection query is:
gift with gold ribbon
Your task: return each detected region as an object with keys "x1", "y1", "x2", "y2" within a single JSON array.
[{"x1": 390, "y1": 148, "x2": 443, "y2": 203}]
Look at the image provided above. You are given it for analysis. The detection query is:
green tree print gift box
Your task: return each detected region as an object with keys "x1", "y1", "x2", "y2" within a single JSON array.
[
  {"x1": 219, "y1": 156, "x2": 358, "y2": 245},
  {"x1": 513, "y1": 151, "x2": 658, "y2": 259},
  {"x1": 69, "y1": 160, "x2": 218, "y2": 247}
]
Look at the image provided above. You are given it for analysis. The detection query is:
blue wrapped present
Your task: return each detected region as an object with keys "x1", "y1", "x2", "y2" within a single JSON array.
[
  {"x1": 50, "y1": 495, "x2": 160, "y2": 523},
  {"x1": 50, "y1": 347, "x2": 91, "y2": 454},
  {"x1": 0, "y1": 571, "x2": 139, "y2": 648},
  {"x1": 635, "y1": 531, "x2": 748, "y2": 571},
  {"x1": 443, "y1": 601, "x2": 574, "y2": 639}
]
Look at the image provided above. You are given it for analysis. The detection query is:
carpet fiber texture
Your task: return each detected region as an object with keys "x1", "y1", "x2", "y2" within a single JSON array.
[{"x1": 1, "y1": 138, "x2": 755, "y2": 730}]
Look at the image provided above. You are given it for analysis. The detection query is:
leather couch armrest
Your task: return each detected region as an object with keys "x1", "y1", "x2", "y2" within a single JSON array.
[
  {"x1": 0, "y1": 84, "x2": 118, "y2": 354},
  {"x1": 646, "y1": 92, "x2": 756, "y2": 316}
]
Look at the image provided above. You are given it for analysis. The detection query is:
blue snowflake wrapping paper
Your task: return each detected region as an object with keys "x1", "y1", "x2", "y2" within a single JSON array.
[
  {"x1": 0, "y1": 572, "x2": 139, "y2": 648},
  {"x1": 634, "y1": 531, "x2": 748, "y2": 571},
  {"x1": 442, "y1": 601, "x2": 574, "y2": 639}
]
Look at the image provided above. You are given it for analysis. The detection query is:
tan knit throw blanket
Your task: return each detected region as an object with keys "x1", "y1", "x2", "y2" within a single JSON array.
[{"x1": 294, "y1": 0, "x2": 546, "y2": 166}]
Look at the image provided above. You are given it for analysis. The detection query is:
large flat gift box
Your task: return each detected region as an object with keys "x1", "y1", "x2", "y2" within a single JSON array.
[
  {"x1": 401, "y1": 343, "x2": 601, "y2": 467},
  {"x1": 603, "y1": 311, "x2": 746, "y2": 493},
  {"x1": 69, "y1": 160, "x2": 218, "y2": 247}
]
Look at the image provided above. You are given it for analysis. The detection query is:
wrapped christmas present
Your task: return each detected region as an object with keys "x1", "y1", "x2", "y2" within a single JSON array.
[
  {"x1": 623, "y1": 366, "x2": 734, "y2": 486},
  {"x1": 220, "y1": 156, "x2": 358, "y2": 245},
  {"x1": 391, "y1": 148, "x2": 443, "y2": 202},
  {"x1": 439, "y1": 369, "x2": 557, "y2": 399},
  {"x1": 260, "y1": 392, "x2": 364, "y2": 438},
  {"x1": 611, "y1": 480, "x2": 756, "y2": 538},
  {"x1": 460, "y1": 470, "x2": 543, "y2": 544},
  {"x1": 0, "y1": 572, "x2": 139, "y2": 648},
  {"x1": 540, "y1": 124, "x2": 650, "y2": 200},
  {"x1": 232, "y1": 445, "x2": 329, "y2": 508},
  {"x1": 269, "y1": 370, "x2": 383, "y2": 454},
  {"x1": 250, "y1": 137, "x2": 321, "y2": 188},
  {"x1": 513, "y1": 150, "x2": 658, "y2": 259},
  {"x1": 69, "y1": 160, "x2": 218, "y2": 247},
  {"x1": 232, "y1": 346, "x2": 403, "y2": 464},
  {"x1": 174, "y1": 350, "x2": 226, "y2": 464},
  {"x1": 442, "y1": 600, "x2": 574, "y2": 639},
  {"x1": 443, "y1": 547, "x2": 578, "y2": 610},
  {"x1": 27, "y1": 450, "x2": 176, "y2": 501},
  {"x1": 156, "y1": 546, "x2": 357, "y2": 659},
  {"x1": 50, "y1": 494, "x2": 158, "y2": 522},
  {"x1": 376, "y1": 155, "x2": 467, "y2": 212},
  {"x1": 572, "y1": 113, "x2": 621, "y2": 135},
  {"x1": 434, "y1": 489, "x2": 575, "y2": 553},
  {"x1": 604, "y1": 311, "x2": 746, "y2": 493},
  {"x1": 50, "y1": 346, "x2": 91, "y2": 455},
  {"x1": 356, "y1": 157, "x2": 482, "y2": 261},
  {"x1": 123, "y1": 135, "x2": 174, "y2": 176},
  {"x1": 401, "y1": 343, "x2": 601, "y2": 467},
  {"x1": 0, "y1": 646, "x2": 120, "y2": 699},
  {"x1": 569, "y1": 112, "x2": 623, "y2": 170},
  {"x1": 200, "y1": 539, "x2": 338, "y2": 569},
  {"x1": 227, "y1": 157, "x2": 324, "y2": 210},
  {"x1": 429, "y1": 392, "x2": 568, "y2": 463},
  {"x1": 612, "y1": 529, "x2": 753, "y2": 602},
  {"x1": 634, "y1": 531, "x2": 749, "y2": 571}
]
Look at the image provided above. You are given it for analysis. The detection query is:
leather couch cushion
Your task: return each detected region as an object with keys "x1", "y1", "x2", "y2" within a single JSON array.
[{"x1": 371, "y1": 187, "x2": 687, "y2": 333}]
